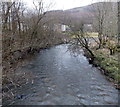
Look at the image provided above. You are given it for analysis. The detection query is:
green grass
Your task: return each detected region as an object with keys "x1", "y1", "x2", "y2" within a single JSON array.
[
  {"x1": 70, "y1": 32, "x2": 98, "y2": 39},
  {"x1": 69, "y1": 31, "x2": 119, "y2": 87},
  {"x1": 94, "y1": 51, "x2": 119, "y2": 85}
]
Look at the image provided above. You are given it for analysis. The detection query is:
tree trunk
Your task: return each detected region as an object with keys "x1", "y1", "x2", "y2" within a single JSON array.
[
  {"x1": 110, "y1": 49, "x2": 113, "y2": 55},
  {"x1": 98, "y1": 33, "x2": 103, "y2": 49},
  {"x1": 85, "y1": 46, "x2": 95, "y2": 64},
  {"x1": 86, "y1": 48, "x2": 95, "y2": 57},
  {"x1": 118, "y1": 2, "x2": 120, "y2": 39}
]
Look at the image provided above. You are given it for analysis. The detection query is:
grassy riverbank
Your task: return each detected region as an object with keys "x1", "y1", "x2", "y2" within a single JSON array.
[
  {"x1": 85, "y1": 47, "x2": 120, "y2": 89},
  {"x1": 93, "y1": 49, "x2": 119, "y2": 89},
  {"x1": 70, "y1": 32, "x2": 120, "y2": 89}
]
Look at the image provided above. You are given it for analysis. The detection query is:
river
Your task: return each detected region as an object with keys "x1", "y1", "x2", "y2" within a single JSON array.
[{"x1": 4, "y1": 44, "x2": 118, "y2": 105}]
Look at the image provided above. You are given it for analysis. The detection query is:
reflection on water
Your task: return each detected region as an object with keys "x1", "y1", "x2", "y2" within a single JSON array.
[{"x1": 4, "y1": 44, "x2": 118, "y2": 105}]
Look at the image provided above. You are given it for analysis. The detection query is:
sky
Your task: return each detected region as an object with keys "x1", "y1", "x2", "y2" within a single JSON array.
[
  {"x1": 44, "y1": 0, "x2": 94, "y2": 10},
  {"x1": 24, "y1": 0, "x2": 94, "y2": 10},
  {"x1": 24, "y1": 0, "x2": 119, "y2": 10}
]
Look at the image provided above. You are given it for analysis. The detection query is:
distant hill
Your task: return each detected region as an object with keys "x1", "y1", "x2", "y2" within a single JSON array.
[{"x1": 45, "y1": 2, "x2": 117, "y2": 25}]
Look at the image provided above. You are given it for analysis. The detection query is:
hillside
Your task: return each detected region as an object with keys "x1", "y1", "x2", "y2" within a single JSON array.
[{"x1": 45, "y1": 2, "x2": 117, "y2": 25}]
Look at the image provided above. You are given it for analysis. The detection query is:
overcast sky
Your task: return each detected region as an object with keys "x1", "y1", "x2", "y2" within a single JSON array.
[
  {"x1": 24, "y1": 0, "x2": 118, "y2": 10},
  {"x1": 44, "y1": 0, "x2": 94, "y2": 10}
]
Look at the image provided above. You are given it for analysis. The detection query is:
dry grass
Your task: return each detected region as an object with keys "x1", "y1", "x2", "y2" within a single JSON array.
[
  {"x1": 2, "y1": 68, "x2": 35, "y2": 101},
  {"x1": 70, "y1": 32, "x2": 98, "y2": 38},
  {"x1": 87, "y1": 32, "x2": 98, "y2": 37}
]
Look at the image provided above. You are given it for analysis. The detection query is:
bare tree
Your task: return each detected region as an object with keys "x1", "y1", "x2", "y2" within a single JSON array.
[
  {"x1": 118, "y1": 1, "x2": 120, "y2": 40},
  {"x1": 2, "y1": 0, "x2": 64, "y2": 101},
  {"x1": 69, "y1": 20, "x2": 95, "y2": 62},
  {"x1": 2, "y1": 2, "x2": 15, "y2": 31},
  {"x1": 92, "y1": 2, "x2": 112, "y2": 48}
]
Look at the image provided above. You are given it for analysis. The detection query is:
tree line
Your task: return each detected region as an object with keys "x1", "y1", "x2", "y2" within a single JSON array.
[
  {"x1": 2, "y1": 1, "x2": 64, "y2": 74},
  {"x1": 66, "y1": 2, "x2": 119, "y2": 58}
]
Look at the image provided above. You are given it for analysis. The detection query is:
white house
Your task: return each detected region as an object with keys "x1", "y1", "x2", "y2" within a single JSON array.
[{"x1": 61, "y1": 25, "x2": 70, "y2": 32}]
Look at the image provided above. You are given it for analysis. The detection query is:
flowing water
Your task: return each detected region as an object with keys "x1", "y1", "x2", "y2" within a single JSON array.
[{"x1": 5, "y1": 44, "x2": 118, "y2": 105}]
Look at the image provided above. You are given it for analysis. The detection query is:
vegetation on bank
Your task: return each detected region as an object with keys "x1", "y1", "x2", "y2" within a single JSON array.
[
  {"x1": 93, "y1": 48, "x2": 120, "y2": 88},
  {"x1": 69, "y1": 30, "x2": 119, "y2": 89},
  {"x1": 67, "y1": 1, "x2": 119, "y2": 89},
  {"x1": 71, "y1": 32, "x2": 98, "y2": 38},
  {"x1": 2, "y1": 1, "x2": 120, "y2": 103},
  {"x1": 1, "y1": 1, "x2": 64, "y2": 100}
]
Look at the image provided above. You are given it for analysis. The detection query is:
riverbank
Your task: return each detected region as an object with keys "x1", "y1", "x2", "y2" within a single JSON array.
[
  {"x1": 2, "y1": 41, "x2": 119, "y2": 105},
  {"x1": 2, "y1": 39, "x2": 65, "y2": 100},
  {"x1": 84, "y1": 48, "x2": 120, "y2": 90},
  {"x1": 3, "y1": 44, "x2": 118, "y2": 105}
]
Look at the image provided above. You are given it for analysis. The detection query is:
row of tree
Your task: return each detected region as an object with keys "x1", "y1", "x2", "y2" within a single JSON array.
[
  {"x1": 66, "y1": 2, "x2": 119, "y2": 58},
  {"x1": 1, "y1": 1, "x2": 64, "y2": 75},
  {"x1": 2, "y1": 1, "x2": 63, "y2": 58}
]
